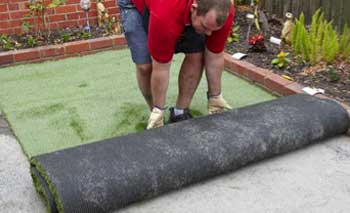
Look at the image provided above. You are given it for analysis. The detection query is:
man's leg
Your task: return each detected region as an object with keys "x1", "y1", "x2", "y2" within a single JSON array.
[
  {"x1": 146, "y1": 61, "x2": 170, "y2": 129},
  {"x1": 176, "y1": 52, "x2": 204, "y2": 109},
  {"x1": 136, "y1": 64, "x2": 152, "y2": 110},
  {"x1": 118, "y1": 3, "x2": 165, "y2": 128},
  {"x1": 205, "y1": 50, "x2": 232, "y2": 114},
  {"x1": 170, "y1": 26, "x2": 205, "y2": 122}
]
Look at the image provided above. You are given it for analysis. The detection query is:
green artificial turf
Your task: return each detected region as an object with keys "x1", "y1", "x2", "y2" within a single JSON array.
[{"x1": 0, "y1": 49, "x2": 276, "y2": 157}]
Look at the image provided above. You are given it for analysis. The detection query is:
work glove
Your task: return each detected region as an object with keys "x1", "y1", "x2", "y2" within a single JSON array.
[
  {"x1": 208, "y1": 94, "x2": 232, "y2": 115},
  {"x1": 147, "y1": 107, "x2": 164, "y2": 129}
]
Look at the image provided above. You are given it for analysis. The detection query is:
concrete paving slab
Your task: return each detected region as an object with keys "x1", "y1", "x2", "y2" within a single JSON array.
[
  {"x1": 1, "y1": 132, "x2": 349, "y2": 213},
  {"x1": 0, "y1": 134, "x2": 45, "y2": 212}
]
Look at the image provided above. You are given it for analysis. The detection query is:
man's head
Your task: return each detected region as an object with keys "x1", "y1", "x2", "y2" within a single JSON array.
[{"x1": 191, "y1": 0, "x2": 231, "y2": 36}]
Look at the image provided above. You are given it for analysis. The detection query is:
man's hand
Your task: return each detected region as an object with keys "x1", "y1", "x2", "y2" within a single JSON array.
[{"x1": 208, "y1": 94, "x2": 232, "y2": 114}]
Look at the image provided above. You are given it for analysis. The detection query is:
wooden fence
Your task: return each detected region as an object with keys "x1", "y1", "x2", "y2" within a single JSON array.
[{"x1": 260, "y1": 0, "x2": 350, "y2": 30}]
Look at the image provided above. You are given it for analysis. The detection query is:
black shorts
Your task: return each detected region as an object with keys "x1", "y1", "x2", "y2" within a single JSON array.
[{"x1": 142, "y1": 7, "x2": 205, "y2": 54}]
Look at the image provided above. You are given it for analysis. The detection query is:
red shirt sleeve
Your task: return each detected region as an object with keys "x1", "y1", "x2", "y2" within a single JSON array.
[
  {"x1": 205, "y1": 4, "x2": 235, "y2": 53},
  {"x1": 148, "y1": 14, "x2": 179, "y2": 63}
]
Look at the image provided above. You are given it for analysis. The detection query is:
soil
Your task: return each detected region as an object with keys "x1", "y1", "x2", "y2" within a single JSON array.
[
  {"x1": 225, "y1": 5, "x2": 350, "y2": 105},
  {"x1": 0, "y1": 26, "x2": 116, "y2": 51}
]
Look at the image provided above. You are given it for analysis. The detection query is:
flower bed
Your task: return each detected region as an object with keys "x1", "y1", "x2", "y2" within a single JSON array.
[
  {"x1": 0, "y1": 34, "x2": 126, "y2": 67},
  {"x1": 225, "y1": 5, "x2": 350, "y2": 105}
]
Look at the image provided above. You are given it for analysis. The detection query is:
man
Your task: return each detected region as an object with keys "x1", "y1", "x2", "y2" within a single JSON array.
[{"x1": 117, "y1": 0, "x2": 234, "y2": 129}]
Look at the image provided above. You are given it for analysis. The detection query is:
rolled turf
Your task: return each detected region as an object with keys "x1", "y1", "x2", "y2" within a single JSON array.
[
  {"x1": 0, "y1": 49, "x2": 275, "y2": 158},
  {"x1": 31, "y1": 94, "x2": 350, "y2": 213}
]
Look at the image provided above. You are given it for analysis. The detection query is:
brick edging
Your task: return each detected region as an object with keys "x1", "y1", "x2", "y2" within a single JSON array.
[
  {"x1": 223, "y1": 52, "x2": 350, "y2": 118},
  {"x1": 0, "y1": 35, "x2": 127, "y2": 67}
]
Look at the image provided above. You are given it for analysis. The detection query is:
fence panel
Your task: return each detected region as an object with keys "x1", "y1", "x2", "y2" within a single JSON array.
[{"x1": 261, "y1": 0, "x2": 350, "y2": 30}]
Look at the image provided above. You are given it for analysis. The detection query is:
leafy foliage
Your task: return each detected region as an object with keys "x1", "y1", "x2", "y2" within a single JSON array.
[
  {"x1": 327, "y1": 68, "x2": 340, "y2": 82},
  {"x1": 27, "y1": 35, "x2": 37, "y2": 47},
  {"x1": 60, "y1": 32, "x2": 71, "y2": 43},
  {"x1": 272, "y1": 51, "x2": 291, "y2": 69},
  {"x1": 26, "y1": 0, "x2": 65, "y2": 38},
  {"x1": 291, "y1": 9, "x2": 347, "y2": 65},
  {"x1": 0, "y1": 34, "x2": 16, "y2": 50},
  {"x1": 339, "y1": 23, "x2": 350, "y2": 59},
  {"x1": 227, "y1": 25, "x2": 240, "y2": 43}
]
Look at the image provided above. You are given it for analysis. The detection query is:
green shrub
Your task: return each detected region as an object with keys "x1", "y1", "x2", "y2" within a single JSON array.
[
  {"x1": 272, "y1": 51, "x2": 291, "y2": 69},
  {"x1": 27, "y1": 35, "x2": 37, "y2": 47},
  {"x1": 0, "y1": 34, "x2": 15, "y2": 50},
  {"x1": 328, "y1": 68, "x2": 340, "y2": 82},
  {"x1": 321, "y1": 22, "x2": 339, "y2": 64},
  {"x1": 291, "y1": 9, "x2": 342, "y2": 65},
  {"x1": 339, "y1": 23, "x2": 350, "y2": 59},
  {"x1": 227, "y1": 25, "x2": 240, "y2": 43},
  {"x1": 60, "y1": 32, "x2": 71, "y2": 43}
]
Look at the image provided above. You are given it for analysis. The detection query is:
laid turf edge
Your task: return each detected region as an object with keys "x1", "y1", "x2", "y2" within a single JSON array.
[{"x1": 30, "y1": 158, "x2": 64, "y2": 213}]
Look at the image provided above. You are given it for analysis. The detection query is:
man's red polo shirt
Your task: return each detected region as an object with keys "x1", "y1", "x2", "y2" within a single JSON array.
[{"x1": 131, "y1": 0, "x2": 234, "y2": 63}]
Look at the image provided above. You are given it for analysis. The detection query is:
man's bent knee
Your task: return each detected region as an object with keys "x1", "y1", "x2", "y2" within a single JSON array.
[{"x1": 136, "y1": 64, "x2": 152, "y2": 74}]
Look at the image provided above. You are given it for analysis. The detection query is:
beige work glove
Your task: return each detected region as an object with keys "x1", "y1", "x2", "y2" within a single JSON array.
[
  {"x1": 147, "y1": 107, "x2": 165, "y2": 129},
  {"x1": 208, "y1": 94, "x2": 233, "y2": 115}
]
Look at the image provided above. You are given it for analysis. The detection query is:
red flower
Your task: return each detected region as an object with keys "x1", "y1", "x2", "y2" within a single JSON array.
[{"x1": 248, "y1": 34, "x2": 264, "y2": 45}]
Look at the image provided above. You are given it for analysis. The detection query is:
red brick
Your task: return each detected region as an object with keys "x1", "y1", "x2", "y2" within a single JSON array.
[
  {"x1": 90, "y1": 37, "x2": 113, "y2": 50},
  {"x1": 48, "y1": 14, "x2": 66, "y2": 22},
  {"x1": 77, "y1": 19, "x2": 86, "y2": 26},
  {"x1": 54, "y1": 55, "x2": 71, "y2": 61},
  {"x1": 0, "y1": 52, "x2": 14, "y2": 66},
  {"x1": 55, "y1": 5, "x2": 77, "y2": 14},
  {"x1": 65, "y1": 40, "x2": 90, "y2": 54},
  {"x1": 65, "y1": 0, "x2": 81, "y2": 4},
  {"x1": 12, "y1": 27, "x2": 22, "y2": 34},
  {"x1": 67, "y1": 12, "x2": 85, "y2": 20},
  {"x1": 0, "y1": 29, "x2": 12, "y2": 35},
  {"x1": 229, "y1": 59, "x2": 252, "y2": 77},
  {"x1": 0, "y1": 21, "x2": 9, "y2": 29},
  {"x1": 39, "y1": 45, "x2": 65, "y2": 58},
  {"x1": 89, "y1": 19, "x2": 98, "y2": 25},
  {"x1": 104, "y1": 1, "x2": 117, "y2": 7},
  {"x1": 108, "y1": 7, "x2": 120, "y2": 15},
  {"x1": 80, "y1": 49, "x2": 104, "y2": 56},
  {"x1": 224, "y1": 53, "x2": 234, "y2": 70},
  {"x1": 0, "y1": 13, "x2": 9, "y2": 20},
  {"x1": 246, "y1": 67, "x2": 272, "y2": 84},
  {"x1": 14, "y1": 48, "x2": 40, "y2": 62},
  {"x1": 9, "y1": 11, "x2": 28, "y2": 19},
  {"x1": 264, "y1": 73, "x2": 293, "y2": 96},
  {"x1": 284, "y1": 82, "x2": 305, "y2": 96},
  {"x1": 6, "y1": 0, "x2": 25, "y2": 3},
  {"x1": 46, "y1": 9, "x2": 55, "y2": 15},
  {"x1": 8, "y1": 3, "x2": 19, "y2": 11},
  {"x1": 49, "y1": 23, "x2": 58, "y2": 30},
  {"x1": 9, "y1": 20, "x2": 22, "y2": 28},
  {"x1": 19, "y1": 2, "x2": 28, "y2": 10},
  {"x1": 112, "y1": 35, "x2": 127, "y2": 46},
  {"x1": 57, "y1": 20, "x2": 77, "y2": 28},
  {"x1": 0, "y1": 4, "x2": 7, "y2": 12},
  {"x1": 88, "y1": 10, "x2": 98, "y2": 17}
]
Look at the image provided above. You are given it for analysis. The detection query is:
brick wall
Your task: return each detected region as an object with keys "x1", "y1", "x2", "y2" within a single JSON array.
[{"x1": 0, "y1": 0, "x2": 120, "y2": 35}]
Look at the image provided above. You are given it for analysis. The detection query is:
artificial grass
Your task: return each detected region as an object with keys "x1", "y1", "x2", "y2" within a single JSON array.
[{"x1": 0, "y1": 49, "x2": 276, "y2": 157}]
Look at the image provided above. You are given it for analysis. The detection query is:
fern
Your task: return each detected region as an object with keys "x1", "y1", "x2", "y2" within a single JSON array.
[
  {"x1": 328, "y1": 28, "x2": 339, "y2": 63},
  {"x1": 309, "y1": 9, "x2": 323, "y2": 64},
  {"x1": 301, "y1": 26, "x2": 311, "y2": 62},
  {"x1": 292, "y1": 13, "x2": 305, "y2": 55},
  {"x1": 339, "y1": 23, "x2": 350, "y2": 58},
  {"x1": 322, "y1": 23, "x2": 339, "y2": 64}
]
